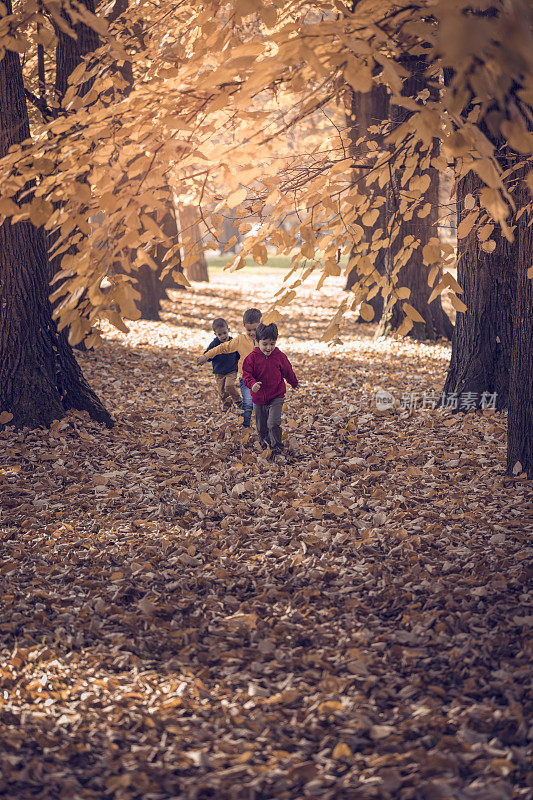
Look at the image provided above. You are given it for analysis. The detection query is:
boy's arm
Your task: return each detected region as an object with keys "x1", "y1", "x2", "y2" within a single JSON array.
[
  {"x1": 281, "y1": 353, "x2": 298, "y2": 388},
  {"x1": 241, "y1": 353, "x2": 257, "y2": 389},
  {"x1": 200, "y1": 335, "x2": 240, "y2": 361}
]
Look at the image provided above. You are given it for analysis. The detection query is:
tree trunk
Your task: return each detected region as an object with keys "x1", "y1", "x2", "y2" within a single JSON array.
[
  {"x1": 442, "y1": 172, "x2": 515, "y2": 410},
  {"x1": 49, "y1": 0, "x2": 100, "y2": 350},
  {"x1": 180, "y1": 205, "x2": 209, "y2": 282},
  {"x1": 344, "y1": 83, "x2": 387, "y2": 326},
  {"x1": 54, "y1": 0, "x2": 99, "y2": 102},
  {"x1": 377, "y1": 160, "x2": 453, "y2": 340},
  {"x1": 507, "y1": 193, "x2": 533, "y2": 477},
  {"x1": 218, "y1": 211, "x2": 241, "y2": 255},
  {"x1": 0, "y1": 4, "x2": 111, "y2": 429},
  {"x1": 132, "y1": 193, "x2": 184, "y2": 320},
  {"x1": 98, "y1": 8, "x2": 185, "y2": 321},
  {"x1": 156, "y1": 196, "x2": 185, "y2": 294},
  {"x1": 135, "y1": 265, "x2": 164, "y2": 321},
  {"x1": 376, "y1": 57, "x2": 453, "y2": 341}
]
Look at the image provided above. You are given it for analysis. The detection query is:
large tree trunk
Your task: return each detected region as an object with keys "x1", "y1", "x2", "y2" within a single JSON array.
[
  {"x1": 0, "y1": 3, "x2": 111, "y2": 429},
  {"x1": 442, "y1": 172, "x2": 516, "y2": 410},
  {"x1": 180, "y1": 205, "x2": 209, "y2": 282},
  {"x1": 376, "y1": 57, "x2": 453, "y2": 341},
  {"x1": 507, "y1": 192, "x2": 533, "y2": 477}
]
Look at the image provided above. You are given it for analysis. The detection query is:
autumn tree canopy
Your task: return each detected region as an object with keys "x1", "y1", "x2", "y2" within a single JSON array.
[{"x1": 0, "y1": 0, "x2": 532, "y2": 473}]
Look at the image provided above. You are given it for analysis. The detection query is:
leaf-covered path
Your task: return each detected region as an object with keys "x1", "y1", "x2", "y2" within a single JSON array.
[{"x1": 1, "y1": 274, "x2": 531, "y2": 800}]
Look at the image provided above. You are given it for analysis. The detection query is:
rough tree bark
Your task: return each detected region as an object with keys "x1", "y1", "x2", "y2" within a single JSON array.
[
  {"x1": 180, "y1": 205, "x2": 209, "y2": 282},
  {"x1": 440, "y1": 32, "x2": 531, "y2": 472},
  {"x1": 442, "y1": 172, "x2": 516, "y2": 410},
  {"x1": 443, "y1": 170, "x2": 531, "y2": 475},
  {"x1": 377, "y1": 56, "x2": 453, "y2": 341},
  {"x1": 507, "y1": 193, "x2": 533, "y2": 477},
  {"x1": 0, "y1": 4, "x2": 111, "y2": 429}
]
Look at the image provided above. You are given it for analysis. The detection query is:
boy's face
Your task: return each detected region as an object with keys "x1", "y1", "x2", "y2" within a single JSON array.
[
  {"x1": 214, "y1": 325, "x2": 229, "y2": 342},
  {"x1": 244, "y1": 321, "x2": 260, "y2": 338},
  {"x1": 258, "y1": 338, "x2": 276, "y2": 356}
]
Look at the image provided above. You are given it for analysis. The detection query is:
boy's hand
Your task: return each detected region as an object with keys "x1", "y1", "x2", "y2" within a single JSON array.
[
  {"x1": 252, "y1": 382, "x2": 262, "y2": 392},
  {"x1": 197, "y1": 355, "x2": 208, "y2": 366}
]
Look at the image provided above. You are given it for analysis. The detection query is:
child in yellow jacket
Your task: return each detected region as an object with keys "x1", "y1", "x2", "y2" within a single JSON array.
[{"x1": 197, "y1": 308, "x2": 261, "y2": 427}]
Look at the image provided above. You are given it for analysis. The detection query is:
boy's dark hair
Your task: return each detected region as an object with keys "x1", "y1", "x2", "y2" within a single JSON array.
[
  {"x1": 243, "y1": 308, "x2": 261, "y2": 325},
  {"x1": 256, "y1": 322, "x2": 278, "y2": 341},
  {"x1": 212, "y1": 317, "x2": 228, "y2": 331}
]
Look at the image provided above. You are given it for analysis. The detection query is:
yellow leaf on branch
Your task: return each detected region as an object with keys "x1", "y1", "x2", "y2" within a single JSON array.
[
  {"x1": 227, "y1": 188, "x2": 247, "y2": 209},
  {"x1": 359, "y1": 302, "x2": 375, "y2": 322},
  {"x1": 448, "y1": 293, "x2": 468, "y2": 313},
  {"x1": 252, "y1": 244, "x2": 268, "y2": 265},
  {"x1": 395, "y1": 287, "x2": 411, "y2": 300},
  {"x1": 402, "y1": 303, "x2": 425, "y2": 323},
  {"x1": 457, "y1": 211, "x2": 479, "y2": 239}
]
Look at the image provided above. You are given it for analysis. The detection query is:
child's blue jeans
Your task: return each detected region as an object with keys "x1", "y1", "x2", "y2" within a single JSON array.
[{"x1": 239, "y1": 378, "x2": 253, "y2": 427}]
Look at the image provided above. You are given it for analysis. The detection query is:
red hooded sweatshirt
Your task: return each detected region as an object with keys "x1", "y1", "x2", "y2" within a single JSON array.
[{"x1": 242, "y1": 347, "x2": 298, "y2": 405}]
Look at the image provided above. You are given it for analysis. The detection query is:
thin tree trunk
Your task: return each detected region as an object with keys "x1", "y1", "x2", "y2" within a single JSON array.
[
  {"x1": 180, "y1": 205, "x2": 209, "y2": 282},
  {"x1": 0, "y1": 2, "x2": 111, "y2": 429},
  {"x1": 442, "y1": 172, "x2": 515, "y2": 410},
  {"x1": 219, "y1": 211, "x2": 241, "y2": 255},
  {"x1": 37, "y1": 37, "x2": 45, "y2": 102}
]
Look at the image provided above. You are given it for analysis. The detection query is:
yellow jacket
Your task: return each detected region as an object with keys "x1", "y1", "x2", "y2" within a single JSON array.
[{"x1": 205, "y1": 333, "x2": 254, "y2": 377}]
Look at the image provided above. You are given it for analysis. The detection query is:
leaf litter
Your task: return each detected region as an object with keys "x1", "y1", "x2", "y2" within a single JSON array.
[{"x1": 0, "y1": 272, "x2": 531, "y2": 800}]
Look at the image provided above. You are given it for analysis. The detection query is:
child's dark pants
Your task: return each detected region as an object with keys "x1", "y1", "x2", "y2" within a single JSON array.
[{"x1": 254, "y1": 397, "x2": 284, "y2": 450}]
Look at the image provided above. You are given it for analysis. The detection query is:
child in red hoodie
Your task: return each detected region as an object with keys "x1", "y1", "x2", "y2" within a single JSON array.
[{"x1": 242, "y1": 322, "x2": 298, "y2": 454}]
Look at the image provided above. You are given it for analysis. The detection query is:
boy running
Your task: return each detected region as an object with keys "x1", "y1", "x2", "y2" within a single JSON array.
[
  {"x1": 203, "y1": 318, "x2": 241, "y2": 412},
  {"x1": 197, "y1": 308, "x2": 262, "y2": 428},
  {"x1": 241, "y1": 322, "x2": 298, "y2": 454}
]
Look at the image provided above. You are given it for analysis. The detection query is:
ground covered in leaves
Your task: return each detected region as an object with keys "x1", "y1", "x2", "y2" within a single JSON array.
[{"x1": 1, "y1": 272, "x2": 531, "y2": 800}]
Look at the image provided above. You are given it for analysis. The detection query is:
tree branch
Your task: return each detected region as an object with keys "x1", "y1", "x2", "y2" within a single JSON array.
[{"x1": 24, "y1": 88, "x2": 58, "y2": 122}]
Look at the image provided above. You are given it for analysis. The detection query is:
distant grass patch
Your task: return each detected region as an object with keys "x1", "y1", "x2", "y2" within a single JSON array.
[
  {"x1": 206, "y1": 251, "x2": 349, "y2": 280},
  {"x1": 207, "y1": 254, "x2": 294, "y2": 271}
]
